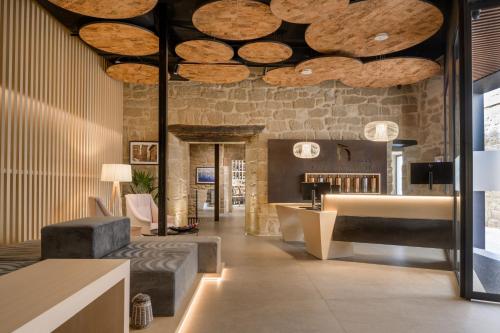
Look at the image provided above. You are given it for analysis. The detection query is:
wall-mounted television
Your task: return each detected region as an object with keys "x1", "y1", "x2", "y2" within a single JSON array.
[{"x1": 410, "y1": 162, "x2": 453, "y2": 189}]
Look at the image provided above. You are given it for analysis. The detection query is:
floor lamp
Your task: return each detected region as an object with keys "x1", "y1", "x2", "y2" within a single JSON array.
[{"x1": 101, "y1": 164, "x2": 132, "y2": 216}]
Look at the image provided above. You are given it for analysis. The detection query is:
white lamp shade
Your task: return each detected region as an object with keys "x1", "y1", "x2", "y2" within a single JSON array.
[
  {"x1": 473, "y1": 151, "x2": 500, "y2": 191},
  {"x1": 101, "y1": 164, "x2": 132, "y2": 182},
  {"x1": 364, "y1": 121, "x2": 399, "y2": 142},
  {"x1": 293, "y1": 142, "x2": 320, "y2": 159}
]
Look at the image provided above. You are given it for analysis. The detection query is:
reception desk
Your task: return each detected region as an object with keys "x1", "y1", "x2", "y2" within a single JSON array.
[
  {"x1": 276, "y1": 195, "x2": 453, "y2": 260},
  {"x1": 276, "y1": 205, "x2": 353, "y2": 259}
]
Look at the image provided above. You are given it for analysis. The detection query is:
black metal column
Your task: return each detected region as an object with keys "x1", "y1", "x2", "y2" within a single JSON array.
[
  {"x1": 157, "y1": 3, "x2": 168, "y2": 236},
  {"x1": 214, "y1": 144, "x2": 220, "y2": 221}
]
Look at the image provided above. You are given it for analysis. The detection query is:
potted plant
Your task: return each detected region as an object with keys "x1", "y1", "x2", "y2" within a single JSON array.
[{"x1": 130, "y1": 169, "x2": 158, "y2": 203}]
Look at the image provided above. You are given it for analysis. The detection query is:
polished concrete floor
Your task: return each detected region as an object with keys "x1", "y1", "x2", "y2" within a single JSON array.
[{"x1": 180, "y1": 211, "x2": 500, "y2": 333}]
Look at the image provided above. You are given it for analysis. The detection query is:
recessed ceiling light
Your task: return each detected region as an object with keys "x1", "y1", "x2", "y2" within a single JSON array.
[
  {"x1": 374, "y1": 32, "x2": 389, "y2": 42},
  {"x1": 300, "y1": 68, "x2": 313, "y2": 75}
]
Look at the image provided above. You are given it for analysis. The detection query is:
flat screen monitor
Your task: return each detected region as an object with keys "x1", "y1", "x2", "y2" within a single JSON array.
[
  {"x1": 410, "y1": 162, "x2": 453, "y2": 185},
  {"x1": 301, "y1": 182, "x2": 332, "y2": 200}
]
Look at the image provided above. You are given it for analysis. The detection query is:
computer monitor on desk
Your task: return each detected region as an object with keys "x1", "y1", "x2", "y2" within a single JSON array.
[{"x1": 301, "y1": 182, "x2": 332, "y2": 201}]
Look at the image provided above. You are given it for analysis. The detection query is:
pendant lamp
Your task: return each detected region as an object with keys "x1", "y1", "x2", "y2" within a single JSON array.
[
  {"x1": 364, "y1": 58, "x2": 399, "y2": 142},
  {"x1": 364, "y1": 120, "x2": 399, "y2": 142}
]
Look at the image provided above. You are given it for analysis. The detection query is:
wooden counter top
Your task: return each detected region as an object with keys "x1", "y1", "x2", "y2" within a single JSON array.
[{"x1": 0, "y1": 259, "x2": 130, "y2": 333}]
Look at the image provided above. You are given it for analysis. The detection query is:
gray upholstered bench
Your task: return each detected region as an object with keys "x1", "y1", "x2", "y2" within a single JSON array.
[
  {"x1": 41, "y1": 217, "x2": 201, "y2": 316},
  {"x1": 105, "y1": 241, "x2": 199, "y2": 315},
  {"x1": 143, "y1": 235, "x2": 222, "y2": 274}
]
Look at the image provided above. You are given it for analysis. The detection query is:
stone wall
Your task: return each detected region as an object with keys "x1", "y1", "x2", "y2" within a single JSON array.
[
  {"x1": 123, "y1": 72, "x2": 445, "y2": 235},
  {"x1": 402, "y1": 76, "x2": 449, "y2": 196},
  {"x1": 123, "y1": 83, "x2": 189, "y2": 226}
]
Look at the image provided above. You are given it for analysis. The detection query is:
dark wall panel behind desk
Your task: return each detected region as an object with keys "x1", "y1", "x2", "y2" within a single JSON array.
[{"x1": 267, "y1": 140, "x2": 387, "y2": 203}]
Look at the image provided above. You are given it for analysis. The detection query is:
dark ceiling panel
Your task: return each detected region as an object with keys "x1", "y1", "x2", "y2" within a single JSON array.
[
  {"x1": 472, "y1": 5, "x2": 500, "y2": 81},
  {"x1": 36, "y1": 0, "x2": 450, "y2": 81}
]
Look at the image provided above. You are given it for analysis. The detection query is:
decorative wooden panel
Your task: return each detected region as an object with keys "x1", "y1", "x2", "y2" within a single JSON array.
[
  {"x1": 270, "y1": 0, "x2": 349, "y2": 24},
  {"x1": 295, "y1": 56, "x2": 363, "y2": 81},
  {"x1": 0, "y1": 0, "x2": 123, "y2": 244},
  {"x1": 305, "y1": 0, "x2": 443, "y2": 57},
  {"x1": 79, "y1": 22, "x2": 159, "y2": 56},
  {"x1": 341, "y1": 57, "x2": 441, "y2": 88},
  {"x1": 263, "y1": 67, "x2": 323, "y2": 87},
  {"x1": 178, "y1": 63, "x2": 250, "y2": 84},
  {"x1": 238, "y1": 41, "x2": 292, "y2": 63},
  {"x1": 472, "y1": 6, "x2": 500, "y2": 81},
  {"x1": 47, "y1": 0, "x2": 158, "y2": 19},
  {"x1": 192, "y1": 0, "x2": 282, "y2": 41},
  {"x1": 107, "y1": 63, "x2": 159, "y2": 85},
  {"x1": 175, "y1": 40, "x2": 234, "y2": 63}
]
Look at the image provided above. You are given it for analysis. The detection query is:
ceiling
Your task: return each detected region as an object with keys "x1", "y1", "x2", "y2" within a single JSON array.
[
  {"x1": 36, "y1": 0, "x2": 450, "y2": 82},
  {"x1": 472, "y1": 5, "x2": 500, "y2": 81}
]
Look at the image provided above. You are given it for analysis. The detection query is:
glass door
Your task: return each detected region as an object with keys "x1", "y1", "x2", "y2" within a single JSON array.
[{"x1": 465, "y1": 0, "x2": 500, "y2": 302}]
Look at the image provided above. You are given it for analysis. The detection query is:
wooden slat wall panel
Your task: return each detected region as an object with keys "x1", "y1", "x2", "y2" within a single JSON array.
[
  {"x1": 0, "y1": 0, "x2": 123, "y2": 244},
  {"x1": 472, "y1": 6, "x2": 500, "y2": 81}
]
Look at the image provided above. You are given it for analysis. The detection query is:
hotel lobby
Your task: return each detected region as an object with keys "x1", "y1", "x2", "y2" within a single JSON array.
[{"x1": 1, "y1": 0, "x2": 500, "y2": 332}]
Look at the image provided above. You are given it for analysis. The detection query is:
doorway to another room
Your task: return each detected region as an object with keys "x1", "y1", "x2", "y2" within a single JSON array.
[{"x1": 188, "y1": 143, "x2": 246, "y2": 222}]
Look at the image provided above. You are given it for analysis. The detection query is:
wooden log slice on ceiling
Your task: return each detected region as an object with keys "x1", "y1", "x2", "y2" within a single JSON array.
[
  {"x1": 238, "y1": 41, "x2": 292, "y2": 63},
  {"x1": 192, "y1": 0, "x2": 282, "y2": 41},
  {"x1": 47, "y1": 0, "x2": 158, "y2": 19},
  {"x1": 106, "y1": 63, "x2": 159, "y2": 85},
  {"x1": 263, "y1": 67, "x2": 324, "y2": 87},
  {"x1": 79, "y1": 22, "x2": 159, "y2": 56},
  {"x1": 178, "y1": 63, "x2": 250, "y2": 84},
  {"x1": 270, "y1": 0, "x2": 349, "y2": 24},
  {"x1": 341, "y1": 57, "x2": 441, "y2": 88},
  {"x1": 295, "y1": 56, "x2": 363, "y2": 81},
  {"x1": 305, "y1": 0, "x2": 443, "y2": 57},
  {"x1": 175, "y1": 40, "x2": 234, "y2": 63}
]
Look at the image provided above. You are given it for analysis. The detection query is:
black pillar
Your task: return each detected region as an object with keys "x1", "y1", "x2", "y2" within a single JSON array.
[
  {"x1": 157, "y1": 3, "x2": 168, "y2": 236},
  {"x1": 472, "y1": 91, "x2": 485, "y2": 249},
  {"x1": 214, "y1": 144, "x2": 220, "y2": 221}
]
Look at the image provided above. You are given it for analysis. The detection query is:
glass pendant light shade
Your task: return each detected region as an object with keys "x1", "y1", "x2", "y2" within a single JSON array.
[
  {"x1": 293, "y1": 142, "x2": 320, "y2": 159},
  {"x1": 364, "y1": 121, "x2": 399, "y2": 142}
]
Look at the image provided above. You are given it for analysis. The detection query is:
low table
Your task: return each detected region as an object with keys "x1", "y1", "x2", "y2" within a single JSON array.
[{"x1": 0, "y1": 259, "x2": 130, "y2": 333}]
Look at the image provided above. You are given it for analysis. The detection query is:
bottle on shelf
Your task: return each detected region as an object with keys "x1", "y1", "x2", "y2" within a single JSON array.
[
  {"x1": 318, "y1": 175, "x2": 324, "y2": 183},
  {"x1": 335, "y1": 175, "x2": 342, "y2": 192},
  {"x1": 344, "y1": 175, "x2": 351, "y2": 193},
  {"x1": 370, "y1": 175, "x2": 378, "y2": 193},
  {"x1": 361, "y1": 176, "x2": 369, "y2": 193},
  {"x1": 353, "y1": 176, "x2": 361, "y2": 193},
  {"x1": 327, "y1": 175, "x2": 333, "y2": 185}
]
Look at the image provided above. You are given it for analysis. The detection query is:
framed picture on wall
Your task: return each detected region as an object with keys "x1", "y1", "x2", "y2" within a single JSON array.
[
  {"x1": 196, "y1": 167, "x2": 215, "y2": 184},
  {"x1": 130, "y1": 141, "x2": 159, "y2": 165}
]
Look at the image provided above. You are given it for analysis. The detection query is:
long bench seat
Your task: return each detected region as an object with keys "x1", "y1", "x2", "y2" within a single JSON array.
[{"x1": 0, "y1": 217, "x2": 222, "y2": 317}]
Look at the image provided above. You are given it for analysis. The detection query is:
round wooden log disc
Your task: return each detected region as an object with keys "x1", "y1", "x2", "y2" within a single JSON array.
[
  {"x1": 295, "y1": 56, "x2": 363, "y2": 81},
  {"x1": 79, "y1": 22, "x2": 158, "y2": 56},
  {"x1": 175, "y1": 40, "x2": 234, "y2": 63},
  {"x1": 192, "y1": 0, "x2": 282, "y2": 41},
  {"x1": 341, "y1": 57, "x2": 441, "y2": 88},
  {"x1": 305, "y1": 0, "x2": 443, "y2": 57},
  {"x1": 47, "y1": 0, "x2": 157, "y2": 19},
  {"x1": 238, "y1": 41, "x2": 292, "y2": 63},
  {"x1": 177, "y1": 63, "x2": 250, "y2": 84},
  {"x1": 270, "y1": 0, "x2": 349, "y2": 24},
  {"x1": 106, "y1": 63, "x2": 159, "y2": 85},
  {"x1": 263, "y1": 67, "x2": 324, "y2": 87}
]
